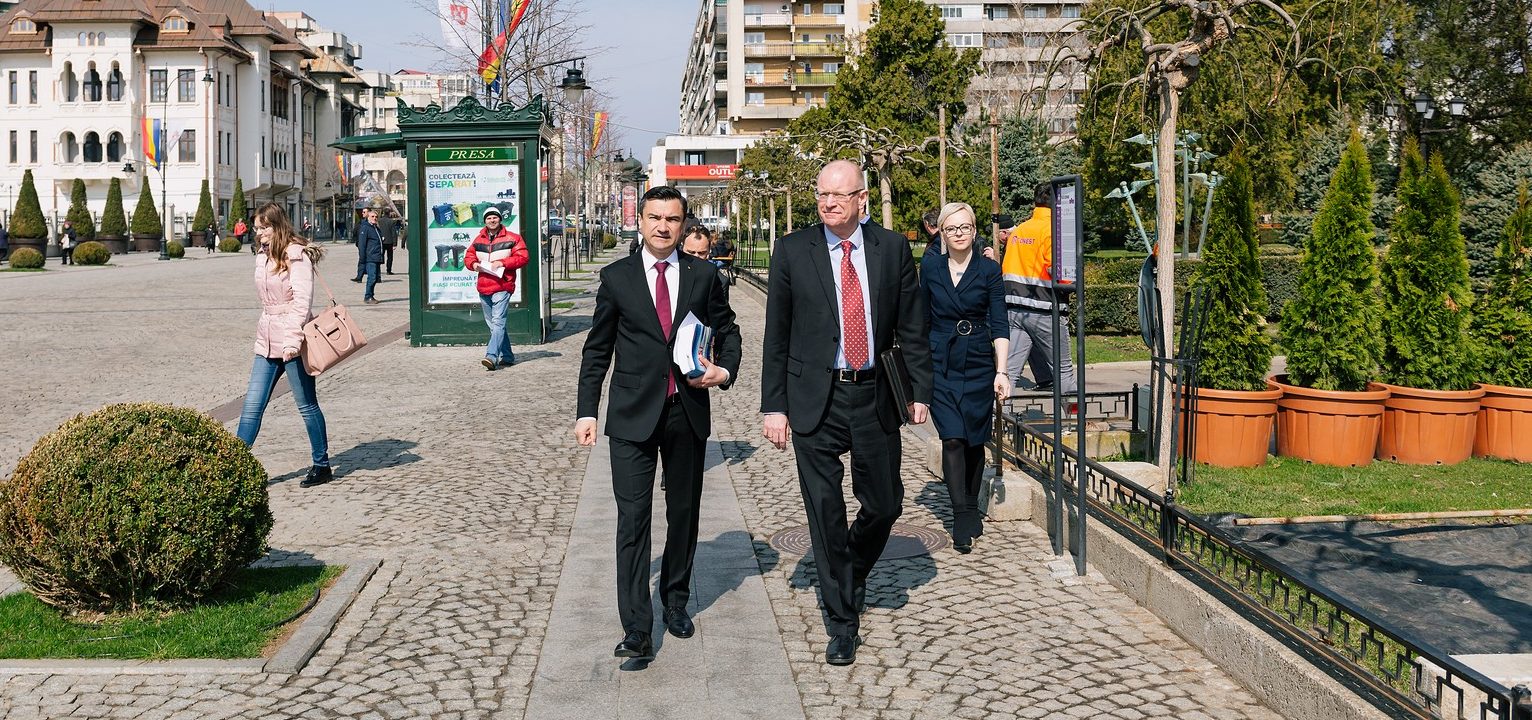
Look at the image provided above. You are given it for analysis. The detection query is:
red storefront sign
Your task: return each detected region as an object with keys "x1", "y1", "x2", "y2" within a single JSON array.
[
  {"x1": 666, "y1": 164, "x2": 738, "y2": 181},
  {"x1": 621, "y1": 185, "x2": 638, "y2": 229}
]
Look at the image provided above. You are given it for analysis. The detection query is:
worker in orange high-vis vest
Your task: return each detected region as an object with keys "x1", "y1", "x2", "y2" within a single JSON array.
[{"x1": 999, "y1": 182, "x2": 1077, "y2": 394}]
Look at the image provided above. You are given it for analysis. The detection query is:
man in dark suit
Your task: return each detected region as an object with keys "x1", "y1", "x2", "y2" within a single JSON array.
[
  {"x1": 761, "y1": 159, "x2": 934, "y2": 666},
  {"x1": 575, "y1": 185, "x2": 742, "y2": 662}
]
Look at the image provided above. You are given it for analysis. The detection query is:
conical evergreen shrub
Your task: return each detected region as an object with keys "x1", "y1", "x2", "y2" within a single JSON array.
[
  {"x1": 10, "y1": 169, "x2": 47, "y2": 240},
  {"x1": 99, "y1": 178, "x2": 127, "y2": 237},
  {"x1": 192, "y1": 179, "x2": 214, "y2": 233},
  {"x1": 227, "y1": 177, "x2": 246, "y2": 233},
  {"x1": 1379, "y1": 139, "x2": 1477, "y2": 390},
  {"x1": 1194, "y1": 150, "x2": 1273, "y2": 391},
  {"x1": 65, "y1": 179, "x2": 95, "y2": 240},
  {"x1": 131, "y1": 182, "x2": 161, "y2": 237},
  {"x1": 1473, "y1": 183, "x2": 1532, "y2": 388},
  {"x1": 1281, "y1": 133, "x2": 1383, "y2": 392}
]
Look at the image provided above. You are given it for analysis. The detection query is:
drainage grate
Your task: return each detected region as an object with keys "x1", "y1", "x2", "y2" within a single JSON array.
[{"x1": 768, "y1": 522, "x2": 950, "y2": 560}]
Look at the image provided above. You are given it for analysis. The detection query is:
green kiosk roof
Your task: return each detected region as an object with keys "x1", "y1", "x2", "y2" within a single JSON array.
[{"x1": 329, "y1": 132, "x2": 404, "y2": 154}]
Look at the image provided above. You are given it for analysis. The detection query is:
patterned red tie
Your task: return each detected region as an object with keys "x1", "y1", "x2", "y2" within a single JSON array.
[
  {"x1": 839, "y1": 241, "x2": 869, "y2": 369},
  {"x1": 655, "y1": 260, "x2": 676, "y2": 397}
]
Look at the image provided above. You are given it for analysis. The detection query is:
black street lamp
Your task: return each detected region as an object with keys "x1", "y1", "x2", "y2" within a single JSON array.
[{"x1": 1401, "y1": 91, "x2": 1468, "y2": 154}]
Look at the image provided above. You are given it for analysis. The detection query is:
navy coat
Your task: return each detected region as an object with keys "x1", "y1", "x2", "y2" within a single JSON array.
[
  {"x1": 921, "y1": 252, "x2": 1008, "y2": 445},
  {"x1": 357, "y1": 222, "x2": 385, "y2": 264}
]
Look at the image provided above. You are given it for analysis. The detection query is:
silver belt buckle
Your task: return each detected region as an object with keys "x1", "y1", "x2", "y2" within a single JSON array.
[{"x1": 955, "y1": 320, "x2": 974, "y2": 336}]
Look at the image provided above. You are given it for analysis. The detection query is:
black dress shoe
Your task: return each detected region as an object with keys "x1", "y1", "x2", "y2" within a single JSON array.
[
  {"x1": 663, "y1": 607, "x2": 695, "y2": 639},
  {"x1": 954, "y1": 538, "x2": 974, "y2": 554},
  {"x1": 613, "y1": 631, "x2": 653, "y2": 659},
  {"x1": 825, "y1": 634, "x2": 860, "y2": 666},
  {"x1": 299, "y1": 465, "x2": 333, "y2": 488}
]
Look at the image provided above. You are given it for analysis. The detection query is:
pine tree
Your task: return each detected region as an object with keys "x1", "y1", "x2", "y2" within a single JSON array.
[
  {"x1": 1379, "y1": 139, "x2": 1477, "y2": 390},
  {"x1": 10, "y1": 169, "x2": 47, "y2": 239},
  {"x1": 1472, "y1": 183, "x2": 1532, "y2": 387},
  {"x1": 99, "y1": 178, "x2": 127, "y2": 237},
  {"x1": 65, "y1": 179, "x2": 95, "y2": 240},
  {"x1": 227, "y1": 177, "x2": 247, "y2": 233},
  {"x1": 1194, "y1": 150, "x2": 1273, "y2": 391},
  {"x1": 1281, "y1": 134, "x2": 1384, "y2": 391},
  {"x1": 192, "y1": 179, "x2": 214, "y2": 233},
  {"x1": 131, "y1": 182, "x2": 161, "y2": 237}
]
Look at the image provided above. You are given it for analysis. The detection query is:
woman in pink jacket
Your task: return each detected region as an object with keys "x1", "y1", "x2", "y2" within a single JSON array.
[{"x1": 236, "y1": 202, "x2": 333, "y2": 488}]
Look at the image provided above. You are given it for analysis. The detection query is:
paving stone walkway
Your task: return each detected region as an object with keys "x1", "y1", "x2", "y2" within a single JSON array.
[{"x1": 0, "y1": 247, "x2": 1282, "y2": 718}]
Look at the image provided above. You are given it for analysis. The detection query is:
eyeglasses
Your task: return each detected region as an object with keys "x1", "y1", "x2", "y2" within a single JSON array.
[
  {"x1": 941, "y1": 224, "x2": 976, "y2": 236},
  {"x1": 814, "y1": 189, "x2": 864, "y2": 202}
]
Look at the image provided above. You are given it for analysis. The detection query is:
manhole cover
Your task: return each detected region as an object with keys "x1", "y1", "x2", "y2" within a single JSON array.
[{"x1": 768, "y1": 522, "x2": 949, "y2": 560}]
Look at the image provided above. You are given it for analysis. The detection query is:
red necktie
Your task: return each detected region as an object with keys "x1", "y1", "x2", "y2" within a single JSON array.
[
  {"x1": 839, "y1": 241, "x2": 869, "y2": 369},
  {"x1": 655, "y1": 260, "x2": 676, "y2": 397}
]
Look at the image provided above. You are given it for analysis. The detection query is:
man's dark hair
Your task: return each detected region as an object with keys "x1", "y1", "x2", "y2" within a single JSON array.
[
  {"x1": 640, "y1": 185, "x2": 688, "y2": 217},
  {"x1": 921, "y1": 208, "x2": 940, "y2": 230},
  {"x1": 1034, "y1": 182, "x2": 1054, "y2": 209}
]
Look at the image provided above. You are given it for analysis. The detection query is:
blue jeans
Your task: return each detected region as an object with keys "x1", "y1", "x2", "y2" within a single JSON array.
[
  {"x1": 236, "y1": 355, "x2": 330, "y2": 468},
  {"x1": 480, "y1": 290, "x2": 514, "y2": 363},
  {"x1": 363, "y1": 262, "x2": 380, "y2": 300}
]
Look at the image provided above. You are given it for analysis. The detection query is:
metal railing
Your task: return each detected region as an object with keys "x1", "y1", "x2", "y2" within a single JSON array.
[{"x1": 994, "y1": 409, "x2": 1531, "y2": 720}]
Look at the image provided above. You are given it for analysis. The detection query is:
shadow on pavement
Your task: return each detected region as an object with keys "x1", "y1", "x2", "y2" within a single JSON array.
[
  {"x1": 265, "y1": 439, "x2": 420, "y2": 485},
  {"x1": 788, "y1": 544, "x2": 938, "y2": 623}
]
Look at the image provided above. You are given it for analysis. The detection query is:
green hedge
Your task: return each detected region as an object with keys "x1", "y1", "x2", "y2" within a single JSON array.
[
  {"x1": 218, "y1": 237, "x2": 243, "y2": 253},
  {"x1": 1080, "y1": 254, "x2": 1301, "y2": 333},
  {"x1": 8, "y1": 247, "x2": 44, "y2": 269},
  {"x1": 71, "y1": 241, "x2": 111, "y2": 266},
  {"x1": 166, "y1": 241, "x2": 185, "y2": 259}
]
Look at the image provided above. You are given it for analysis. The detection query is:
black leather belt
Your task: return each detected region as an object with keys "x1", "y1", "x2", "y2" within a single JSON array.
[
  {"x1": 954, "y1": 320, "x2": 975, "y2": 336},
  {"x1": 832, "y1": 367, "x2": 877, "y2": 383}
]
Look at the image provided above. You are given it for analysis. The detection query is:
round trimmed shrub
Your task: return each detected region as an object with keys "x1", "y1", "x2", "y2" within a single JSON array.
[
  {"x1": 219, "y1": 237, "x2": 243, "y2": 253},
  {"x1": 8, "y1": 247, "x2": 44, "y2": 269},
  {"x1": 166, "y1": 240, "x2": 185, "y2": 258},
  {"x1": 72, "y1": 241, "x2": 111, "y2": 266},
  {"x1": 0, "y1": 403, "x2": 273, "y2": 613}
]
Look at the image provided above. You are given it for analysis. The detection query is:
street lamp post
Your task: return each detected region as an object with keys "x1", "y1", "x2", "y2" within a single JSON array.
[
  {"x1": 1392, "y1": 92, "x2": 1467, "y2": 155},
  {"x1": 560, "y1": 64, "x2": 589, "y2": 268}
]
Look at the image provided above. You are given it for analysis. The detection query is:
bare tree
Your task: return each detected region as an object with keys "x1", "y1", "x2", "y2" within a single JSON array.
[
  {"x1": 405, "y1": 0, "x2": 602, "y2": 109},
  {"x1": 1073, "y1": 0, "x2": 1300, "y2": 477}
]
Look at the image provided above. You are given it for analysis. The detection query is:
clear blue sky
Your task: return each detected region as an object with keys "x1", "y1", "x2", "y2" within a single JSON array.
[{"x1": 302, "y1": 0, "x2": 695, "y2": 152}]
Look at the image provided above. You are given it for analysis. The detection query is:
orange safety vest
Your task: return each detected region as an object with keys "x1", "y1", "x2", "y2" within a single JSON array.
[{"x1": 1000, "y1": 207, "x2": 1071, "y2": 310}]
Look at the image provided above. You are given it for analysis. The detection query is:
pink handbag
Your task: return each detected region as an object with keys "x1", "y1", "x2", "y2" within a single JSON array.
[{"x1": 300, "y1": 272, "x2": 367, "y2": 375}]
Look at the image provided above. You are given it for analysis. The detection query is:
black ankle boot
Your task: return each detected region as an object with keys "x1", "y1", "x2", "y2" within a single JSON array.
[{"x1": 300, "y1": 465, "x2": 333, "y2": 488}]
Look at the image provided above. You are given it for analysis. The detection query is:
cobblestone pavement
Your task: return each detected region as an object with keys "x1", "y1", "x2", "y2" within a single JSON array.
[
  {"x1": 712, "y1": 285, "x2": 1282, "y2": 720},
  {"x1": 1, "y1": 248, "x2": 1280, "y2": 719}
]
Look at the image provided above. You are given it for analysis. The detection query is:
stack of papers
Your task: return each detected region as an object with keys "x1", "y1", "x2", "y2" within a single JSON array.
[
  {"x1": 672, "y1": 312, "x2": 713, "y2": 378},
  {"x1": 478, "y1": 263, "x2": 505, "y2": 278}
]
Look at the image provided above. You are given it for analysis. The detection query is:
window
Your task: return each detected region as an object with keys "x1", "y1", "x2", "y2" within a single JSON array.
[
  {"x1": 985, "y1": 4, "x2": 1010, "y2": 20},
  {"x1": 744, "y1": 31, "x2": 765, "y2": 44},
  {"x1": 823, "y1": 62, "x2": 841, "y2": 73},
  {"x1": 106, "y1": 63, "x2": 122, "y2": 101},
  {"x1": 60, "y1": 132, "x2": 78, "y2": 162},
  {"x1": 1023, "y1": 33, "x2": 1047, "y2": 48},
  {"x1": 29, "y1": 130, "x2": 36, "y2": 163},
  {"x1": 106, "y1": 132, "x2": 123, "y2": 162},
  {"x1": 7, "y1": 71, "x2": 15, "y2": 104},
  {"x1": 163, "y1": 15, "x2": 188, "y2": 32},
  {"x1": 178, "y1": 129, "x2": 194, "y2": 162},
  {"x1": 83, "y1": 131, "x2": 101, "y2": 162},
  {"x1": 940, "y1": 6, "x2": 963, "y2": 19},
  {"x1": 1023, "y1": 5, "x2": 1046, "y2": 18},
  {"x1": 216, "y1": 131, "x2": 222, "y2": 164},
  {"x1": 823, "y1": 3, "x2": 844, "y2": 13},
  {"x1": 260, "y1": 136, "x2": 265, "y2": 167},
  {"x1": 84, "y1": 63, "x2": 102, "y2": 101},
  {"x1": 744, "y1": 62, "x2": 764, "y2": 83},
  {"x1": 63, "y1": 62, "x2": 78, "y2": 101},
  {"x1": 986, "y1": 34, "x2": 1010, "y2": 48},
  {"x1": 10, "y1": 18, "x2": 36, "y2": 33},
  {"x1": 272, "y1": 81, "x2": 289, "y2": 119},
  {"x1": 801, "y1": 3, "x2": 812, "y2": 14},
  {"x1": 78, "y1": 32, "x2": 86, "y2": 46},
  {"x1": 1060, "y1": 4, "x2": 1082, "y2": 18},
  {"x1": 746, "y1": 91, "x2": 765, "y2": 106},
  {"x1": 8, "y1": 131, "x2": 15, "y2": 163},
  {"x1": 150, "y1": 69, "x2": 167, "y2": 103},
  {"x1": 947, "y1": 33, "x2": 979, "y2": 47},
  {"x1": 177, "y1": 69, "x2": 194, "y2": 102},
  {"x1": 28, "y1": 70, "x2": 37, "y2": 104}
]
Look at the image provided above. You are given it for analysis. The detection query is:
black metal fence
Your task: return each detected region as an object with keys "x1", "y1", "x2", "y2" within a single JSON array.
[{"x1": 995, "y1": 411, "x2": 1531, "y2": 720}]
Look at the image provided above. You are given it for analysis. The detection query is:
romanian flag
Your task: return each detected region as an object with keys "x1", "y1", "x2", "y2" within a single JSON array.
[
  {"x1": 588, "y1": 112, "x2": 607, "y2": 158},
  {"x1": 478, "y1": 0, "x2": 532, "y2": 87},
  {"x1": 141, "y1": 117, "x2": 165, "y2": 170}
]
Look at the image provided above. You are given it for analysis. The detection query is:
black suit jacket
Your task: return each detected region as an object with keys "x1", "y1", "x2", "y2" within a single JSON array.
[
  {"x1": 761, "y1": 222, "x2": 934, "y2": 434},
  {"x1": 578, "y1": 252, "x2": 742, "y2": 442}
]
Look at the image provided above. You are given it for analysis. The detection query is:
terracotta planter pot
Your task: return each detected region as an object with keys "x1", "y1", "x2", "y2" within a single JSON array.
[
  {"x1": 1271, "y1": 375, "x2": 1389, "y2": 467},
  {"x1": 1372, "y1": 382, "x2": 1482, "y2": 465},
  {"x1": 131, "y1": 233, "x2": 161, "y2": 252},
  {"x1": 1183, "y1": 383, "x2": 1283, "y2": 467},
  {"x1": 1474, "y1": 383, "x2": 1532, "y2": 462}
]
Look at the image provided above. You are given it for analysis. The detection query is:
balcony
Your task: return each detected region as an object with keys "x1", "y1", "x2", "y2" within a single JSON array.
[
  {"x1": 794, "y1": 13, "x2": 846, "y2": 27},
  {"x1": 793, "y1": 41, "x2": 846, "y2": 56},
  {"x1": 744, "y1": 12, "x2": 792, "y2": 27},
  {"x1": 743, "y1": 42, "x2": 794, "y2": 58},
  {"x1": 795, "y1": 72, "x2": 838, "y2": 86}
]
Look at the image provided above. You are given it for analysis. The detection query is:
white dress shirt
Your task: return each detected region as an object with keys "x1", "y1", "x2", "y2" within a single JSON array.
[
  {"x1": 641, "y1": 247, "x2": 681, "y2": 313},
  {"x1": 823, "y1": 224, "x2": 875, "y2": 370}
]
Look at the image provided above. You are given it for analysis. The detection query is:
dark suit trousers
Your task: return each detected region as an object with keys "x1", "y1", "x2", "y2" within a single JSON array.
[
  {"x1": 383, "y1": 245, "x2": 395, "y2": 273},
  {"x1": 609, "y1": 399, "x2": 706, "y2": 634},
  {"x1": 791, "y1": 380, "x2": 903, "y2": 636}
]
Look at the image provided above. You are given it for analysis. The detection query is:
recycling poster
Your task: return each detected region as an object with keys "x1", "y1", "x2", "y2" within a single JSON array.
[{"x1": 424, "y1": 147, "x2": 522, "y2": 305}]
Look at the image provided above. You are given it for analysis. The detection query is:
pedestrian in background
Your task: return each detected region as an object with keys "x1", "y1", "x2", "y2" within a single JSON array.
[
  {"x1": 206, "y1": 219, "x2": 220, "y2": 254},
  {"x1": 0, "y1": 222, "x2": 9, "y2": 264},
  {"x1": 464, "y1": 207, "x2": 528, "y2": 370},
  {"x1": 921, "y1": 208, "x2": 942, "y2": 260},
  {"x1": 60, "y1": 220, "x2": 76, "y2": 265},
  {"x1": 1000, "y1": 184, "x2": 1077, "y2": 393},
  {"x1": 357, "y1": 209, "x2": 385, "y2": 305},
  {"x1": 238, "y1": 202, "x2": 333, "y2": 489},
  {"x1": 380, "y1": 210, "x2": 399, "y2": 275},
  {"x1": 236, "y1": 217, "x2": 251, "y2": 254},
  {"x1": 682, "y1": 222, "x2": 729, "y2": 301},
  {"x1": 920, "y1": 202, "x2": 1010, "y2": 553}
]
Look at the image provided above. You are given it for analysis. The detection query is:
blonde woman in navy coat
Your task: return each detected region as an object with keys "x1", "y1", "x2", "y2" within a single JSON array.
[{"x1": 920, "y1": 202, "x2": 1011, "y2": 553}]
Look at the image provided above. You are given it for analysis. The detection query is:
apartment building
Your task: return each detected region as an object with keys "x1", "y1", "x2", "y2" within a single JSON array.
[{"x1": 933, "y1": 1, "x2": 1088, "y2": 136}]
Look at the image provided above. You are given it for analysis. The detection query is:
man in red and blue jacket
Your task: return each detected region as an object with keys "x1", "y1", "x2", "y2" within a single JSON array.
[{"x1": 463, "y1": 206, "x2": 529, "y2": 370}]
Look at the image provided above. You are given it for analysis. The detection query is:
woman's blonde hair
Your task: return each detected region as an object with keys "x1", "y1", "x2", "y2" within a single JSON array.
[
  {"x1": 936, "y1": 202, "x2": 977, "y2": 232},
  {"x1": 256, "y1": 202, "x2": 322, "y2": 274}
]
